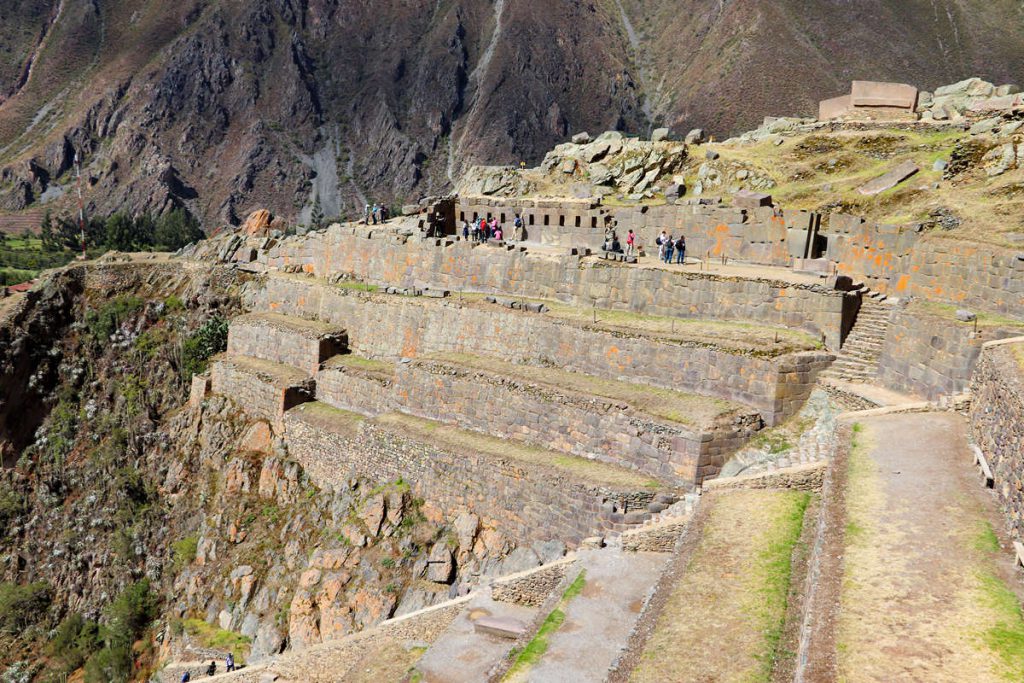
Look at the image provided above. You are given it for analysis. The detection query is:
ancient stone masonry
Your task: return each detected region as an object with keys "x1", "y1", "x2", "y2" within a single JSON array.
[
  {"x1": 244, "y1": 225, "x2": 850, "y2": 350},
  {"x1": 254, "y1": 276, "x2": 833, "y2": 425},
  {"x1": 826, "y1": 216, "x2": 1024, "y2": 317},
  {"x1": 227, "y1": 312, "x2": 347, "y2": 376},
  {"x1": 877, "y1": 306, "x2": 1023, "y2": 400},
  {"x1": 283, "y1": 402, "x2": 667, "y2": 546},
  {"x1": 970, "y1": 341, "x2": 1024, "y2": 539},
  {"x1": 316, "y1": 355, "x2": 762, "y2": 484}
]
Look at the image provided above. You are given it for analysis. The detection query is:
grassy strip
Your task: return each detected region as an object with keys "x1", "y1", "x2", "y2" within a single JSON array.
[
  {"x1": 503, "y1": 571, "x2": 587, "y2": 681},
  {"x1": 181, "y1": 618, "x2": 251, "y2": 662},
  {"x1": 1014, "y1": 344, "x2": 1024, "y2": 372},
  {"x1": 756, "y1": 490, "x2": 812, "y2": 678},
  {"x1": 913, "y1": 300, "x2": 1024, "y2": 329}
]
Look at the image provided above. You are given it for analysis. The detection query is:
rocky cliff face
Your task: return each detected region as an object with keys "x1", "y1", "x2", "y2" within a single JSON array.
[
  {"x1": 0, "y1": 263, "x2": 539, "y2": 676},
  {"x1": 0, "y1": 1, "x2": 1023, "y2": 228}
]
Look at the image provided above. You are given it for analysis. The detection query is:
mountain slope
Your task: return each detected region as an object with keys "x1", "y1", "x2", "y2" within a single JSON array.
[{"x1": 0, "y1": 0, "x2": 1021, "y2": 230}]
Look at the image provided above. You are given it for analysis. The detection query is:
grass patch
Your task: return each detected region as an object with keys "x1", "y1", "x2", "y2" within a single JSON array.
[
  {"x1": 1013, "y1": 344, "x2": 1024, "y2": 372},
  {"x1": 182, "y1": 618, "x2": 251, "y2": 662},
  {"x1": 913, "y1": 301, "x2": 1024, "y2": 329},
  {"x1": 171, "y1": 535, "x2": 198, "y2": 572},
  {"x1": 747, "y1": 414, "x2": 814, "y2": 455},
  {"x1": 328, "y1": 354, "x2": 394, "y2": 377},
  {"x1": 376, "y1": 413, "x2": 662, "y2": 489},
  {"x1": 334, "y1": 280, "x2": 379, "y2": 292},
  {"x1": 756, "y1": 491, "x2": 811, "y2": 677},
  {"x1": 978, "y1": 572, "x2": 1024, "y2": 679},
  {"x1": 503, "y1": 571, "x2": 586, "y2": 681}
]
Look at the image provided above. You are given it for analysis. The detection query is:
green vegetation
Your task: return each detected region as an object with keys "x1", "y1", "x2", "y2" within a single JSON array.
[
  {"x1": 333, "y1": 280, "x2": 380, "y2": 293},
  {"x1": 182, "y1": 618, "x2": 252, "y2": 662},
  {"x1": 756, "y1": 491, "x2": 811, "y2": 677},
  {"x1": 49, "y1": 613, "x2": 102, "y2": 677},
  {"x1": 83, "y1": 580, "x2": 158, "y2": 683},
  {"x1": 181, "y1": 315, "x2": 229, "y2": 378},
  {"x1": 85, "y1": 295, "x2": 145, "y2": 344},
  {"x1": 0, "y1": 482, "x2": 24, "y2": 528},
  {"x1": 504, "y1": 571, "x2": 586, "y2": 680},
  {"x1": 171, "y1": 535, "x2": 199, "y2": 572},
  {"x1": 914, "y1": 300, "x2": 1024, "y2": 329},
  {"x1": 979, "y1": 572, "x2": 1024, "y2": 679},
  {"x1": 0, "y1": 581, "x2": 51, "y2": 634}
]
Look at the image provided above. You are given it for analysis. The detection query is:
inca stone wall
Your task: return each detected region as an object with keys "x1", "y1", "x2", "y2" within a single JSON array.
[
  {"x1": 209, "y1": 356, "x2": 313, "y2": 425},
  {"x1": 877, "y1": 307, "x2": 1023, "y2": 399},
  {"x1": 282, "y1": 403, "x2": 662, "y2": 547},
  {"x1": 249, "y1": 225, "x2": 849, "y2": 349},
  {"x1": 970, "y1": 341, "x2": 1024, "y2": 539},
  {"x1": 254, "y1": 276, "x2": 834, "y2": 424},
  {"x1": 227, "y1": 313, "x2": 346, "y2": 375},
  {"x1": 827, "y1": 217, "x2": 1024, "y2": 317},
  {"x1": 316, "y1": 358, "x2": 762, "y2": 484}
]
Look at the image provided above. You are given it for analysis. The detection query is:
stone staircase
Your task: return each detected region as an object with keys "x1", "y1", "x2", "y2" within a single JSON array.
[{"x1": 819, "y1": 294, "x2": 894, "y2": 384}]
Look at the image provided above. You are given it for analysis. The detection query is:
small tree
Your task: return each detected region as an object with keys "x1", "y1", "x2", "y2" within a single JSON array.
[
  {"x1": 104, "y1": 213, "x2": 135, "y2": 251},
  {"x1": 40, "y1": 210, "x2": 56, "y2": 251},
  {"x1": 154, "y1": 208, "x2": 204, "y2": 251},
  {"x1": 310, "y1": 194, "x2": 325, "y2": 230}
]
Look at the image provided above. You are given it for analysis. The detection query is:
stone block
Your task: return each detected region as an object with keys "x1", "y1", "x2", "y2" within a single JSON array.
[
  {"x1": 733, "y1": 190, "x2": 772, "y2": 209},
  {"x1": 818, "y1": 94, "x2": 852, "y2": 120},
  {"x1": 850, "y1": 80, "x2": 918, "y2": 109},
  {"x1": 857, "y1": 160, "x2": 919, "y2": 196}
]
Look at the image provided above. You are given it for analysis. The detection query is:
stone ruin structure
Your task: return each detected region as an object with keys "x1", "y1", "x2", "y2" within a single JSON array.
[{"x1": 820, "y1": 77, "x2": 1022, "y2": 122}]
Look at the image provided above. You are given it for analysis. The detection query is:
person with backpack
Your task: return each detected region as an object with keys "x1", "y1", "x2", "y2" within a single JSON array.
[
  {"x1": 626, "y1": 229, "x2": 636, "y2": 257},
  {"x1": 513, "y1": 214, "x2": 524, "y2": 241},
  {"x1": 180, "y1": 671, "x2": 191, "y2": 682},
  {"x1": 206, "y1": 660, "x2": 216, "y2": 677},
  {"x1": 226, "y1": 652, "x2": 235, "y2": 672},
  {"x1": 479, "y1": 217, "x2": 488, "y2": 241},
  {"x1": 663, "y1": 233, "x2": 674, "y2": 263},
  {"x1": 675, "y1": 234, "x2": 686, "y2": 264}
]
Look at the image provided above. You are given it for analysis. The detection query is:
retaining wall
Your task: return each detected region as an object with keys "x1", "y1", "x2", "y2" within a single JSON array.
[
  {"x1": 877, "y1": 307, "x2": 1023, "y2": 399},
  {"x1": 250, "y1": 226, "x2": 849, "y2": 350},
  {"x1": 254, "y1": 276, "x2": 834, "y2": 424},
  {"x1": 969, "y1": 341, "x2": 1024, "y2": 539},
  {"x1": 317, "y1": 358, "x2": 761, "y2": 484},
  {"x1": 226, "y1": 313, "x2": 346, "y2": 375},
  {"x1": 283, "y1": 403, "x2": 663, "y2": 547},
  {"x1": 209, "y1": 356, "x2": 313, "y2": 425}
]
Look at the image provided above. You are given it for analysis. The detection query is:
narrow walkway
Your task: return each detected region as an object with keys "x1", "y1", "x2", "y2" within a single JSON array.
[
  {"x1": 836, "y1": 412, "x2": 1024, "y2": 681},
  {"x1": 526, "y1": 548, "x2": 671, "y2": 682}
]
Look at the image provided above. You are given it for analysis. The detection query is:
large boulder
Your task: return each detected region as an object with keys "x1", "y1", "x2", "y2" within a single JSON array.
[{"x1": 242, "y1": 209, "x2": 272, "y2": 236}]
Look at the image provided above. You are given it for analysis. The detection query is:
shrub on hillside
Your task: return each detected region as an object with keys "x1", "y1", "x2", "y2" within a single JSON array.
[
  {"x1": 0, "y1": 582, "x2": 51, "y2": 634},
  {"x1": 181, "y1": 315, "x2": 228, "y2": 379},
  {"x1": 83, "y1": 580, "x2": 157, "y2": 683}
]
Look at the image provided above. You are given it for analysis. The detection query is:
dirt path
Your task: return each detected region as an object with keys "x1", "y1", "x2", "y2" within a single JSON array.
[{"x1": 837, "y1": 412, "x2": 1024, "y2": 682}]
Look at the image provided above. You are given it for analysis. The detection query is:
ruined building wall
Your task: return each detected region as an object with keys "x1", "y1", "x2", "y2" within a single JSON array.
[
  {"x1": 970, "y1": 341, "x2": 1024, "y2": 539},
  {"x1": 283, "y1": 405, "x2": 660, "y2": 547},
  {"x1": 254, "y1": 276, "x2": 834, "y2": 425},
  {"x1": 253, "y1": 226, "x2": 849, "y2": 350}
]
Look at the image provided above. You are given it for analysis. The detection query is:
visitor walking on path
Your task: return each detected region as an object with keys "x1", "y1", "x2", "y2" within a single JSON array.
[
  {"x1": 626, "y1": 229, "x2": 636, "y2": 257},
  {"x1": 206, "y1": 660, "x2": 216, "y2": 677},
  {"x1": 663, "y1": 234, "x2": 675, "y2": 263},
  {"x1": 370, "y1": 204, "x2": 379, "y2": 225},
  {"x1": 675, "y1": 235, "x2": 686, "y2": 264},
  {"x1": 364, "y1": 204, "x2": 371, "y2": 225},
  {"x1": 226, "y1": 652, "x2": 235, "y2": 672},
  {"x1": 462, "y1": 220, "x2": 470, "y2": 241}
]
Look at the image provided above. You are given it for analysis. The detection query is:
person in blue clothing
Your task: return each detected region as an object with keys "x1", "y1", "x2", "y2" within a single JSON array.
[
  {"x1": 663, "y1": 233, "x2": 674, "y2": 263},
  {"x1": 675, "y1": 234, "x2": 686, "y2": 264}
]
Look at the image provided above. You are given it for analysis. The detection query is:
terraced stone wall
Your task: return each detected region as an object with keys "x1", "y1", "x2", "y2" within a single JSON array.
[
  {"x1": 283, "y1": 406, "x2": 659, "y2": 547},
  {"x1": 826, "y1": 217, "x2": 1024, "y2": 318},
  {"x1": 317, "y1": 358, "x2": 761, "y2": 485},
  {"x1": 252, "y1": 226, "x2": 849, "y2": 349},
  {"x1": 256, "y1": 277, "x2": 833, "y2": 424},
  {"x1": 969, "y1": 341, "x2": 1024, "y2": 538},
  {"x1": 227, "y1": 316, "x2": 346, "y2": 376},
  {"x1": 210, "y1": 357, "x2": 312, "y2": 425},
  {"x1": 877, "y1": 308, "x2": 1022, "y2": 399}
]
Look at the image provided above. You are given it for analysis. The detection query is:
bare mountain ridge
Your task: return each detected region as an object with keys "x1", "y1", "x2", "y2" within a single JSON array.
[{"x1": 0, "y1": 0, "x2": 1021, "y2": 229}]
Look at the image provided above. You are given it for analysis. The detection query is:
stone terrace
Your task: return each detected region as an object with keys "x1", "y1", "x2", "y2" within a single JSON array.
[
  {"x1": 254, "y1": 273, "x2": 833, "y2": 425},
  {"x1": 227, "y1": 312, "x2": 347, "y2": 376},
  {"x1": 316, "y1": 352, "x2": 762, "y2": 484}
]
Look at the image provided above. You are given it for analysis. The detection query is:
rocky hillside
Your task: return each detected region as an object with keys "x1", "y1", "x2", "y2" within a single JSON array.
[{"x1": 0, "y1": 0, "x2": 1022, "y2": 231}]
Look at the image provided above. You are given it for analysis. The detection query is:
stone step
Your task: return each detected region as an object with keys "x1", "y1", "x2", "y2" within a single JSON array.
[
  {"x1": 210, "y1": 354, "x2": 315, "y2": 425},
  {"x1": 227, "y1": 311, "x2": 347, "y2": 375}
]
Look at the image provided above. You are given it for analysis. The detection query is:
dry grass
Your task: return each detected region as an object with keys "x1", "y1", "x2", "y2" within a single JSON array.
[
  {"x1": 711, "y1": 126, "x2": 1024, "y2": 245},
  {"x1": 325, "y1": 354, "x2": 395, "y2": 379},
  {"x1": 838, "y1": 422, "x2": 1024, "y2": 682},
  {"x1": 431, "y1": 352, "x2": 740, "y2": 427},
  {"x1": 911, "y1": 300, "x2": 1024, "y2": 329},
  {"x1": 630, "y1": 489, "x2": 810, "y2": 682},
  {"x1": 375, "y1": 412, "x2": 663, "y2": 489},
  {"x1": 1012, "y1": 344, "x2": 1024, "y2": 372}
]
